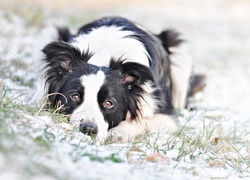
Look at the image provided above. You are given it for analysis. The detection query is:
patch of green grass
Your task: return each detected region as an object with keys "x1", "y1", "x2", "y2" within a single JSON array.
[
  {"x1": 1, "y1": 85, "x2": 36, "y2": 115},
  {"x1": 128, "y1": 113, "x2": 250, "y2": 177},
  {"x1": 83, "y1": 153, "x2": 124, "y2": 163},
  {"x1": 0, "y1": 58, "x2": 35, "y2": 87}
]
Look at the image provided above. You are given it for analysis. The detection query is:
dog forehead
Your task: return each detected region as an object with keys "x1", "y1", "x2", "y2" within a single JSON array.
[{"x1": 80, "y1": 70, "x2": 106, "y2": 94}]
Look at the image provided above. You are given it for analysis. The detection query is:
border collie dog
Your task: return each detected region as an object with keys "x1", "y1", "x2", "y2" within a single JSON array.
[{"x1": 42, "y1": 17, "x2": 199, "y2": 142}]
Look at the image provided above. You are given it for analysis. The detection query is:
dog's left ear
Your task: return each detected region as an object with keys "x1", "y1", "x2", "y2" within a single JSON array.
[
  {"x1": 109, "y1": 60, "x2": 154, "y2": 86},
  {"x1": 121, "y1": 62, "x2": 154, "y2": 85}
]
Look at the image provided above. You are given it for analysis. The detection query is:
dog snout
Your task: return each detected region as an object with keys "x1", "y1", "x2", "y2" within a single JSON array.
[{"x1": 79, "y1": 121, "x2": 98, "y2": 136}]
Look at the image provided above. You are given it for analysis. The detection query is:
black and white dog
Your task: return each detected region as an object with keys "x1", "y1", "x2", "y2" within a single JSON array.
[{"x1": 42, "y1": 17, "x2": 204, "y2": 142}]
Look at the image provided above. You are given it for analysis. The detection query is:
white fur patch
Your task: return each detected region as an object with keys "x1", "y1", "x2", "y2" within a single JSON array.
[
  {"x1": 138, "y1": 81, "x2": 159, "y2": 118},
  {"x1": 170, "y1": 44, "x2": 193, "y2": 109},
  {"x1": 70, "y1": 71, "x2": 108, "y2": 140},
  {"x1": 70, "y1": 26, "x2": 150, "y2": 67},
  {"x1": 108, "y1": 114, "x2": 178, "y2": 143}
]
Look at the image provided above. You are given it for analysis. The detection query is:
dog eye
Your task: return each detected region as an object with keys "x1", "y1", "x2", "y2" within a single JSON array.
[
  {"x1": 70, "y1": 93, "x2": 80, "y2": 102},
  {"x1": 102, "y1": 100, "x2": 113, "y2": 109}
]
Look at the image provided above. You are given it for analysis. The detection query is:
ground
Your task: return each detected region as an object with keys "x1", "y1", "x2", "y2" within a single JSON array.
[{"x1": 0, "y1": 0, "x2": 250, "y2": 179}]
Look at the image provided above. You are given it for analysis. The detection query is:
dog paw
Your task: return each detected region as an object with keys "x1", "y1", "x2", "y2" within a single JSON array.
[
  {"x1": 106, "y1": 127, "x2": 132, "y2": 143},
  {"x1": 106, "y1": 120, "x2": 141, "y2": 143}
]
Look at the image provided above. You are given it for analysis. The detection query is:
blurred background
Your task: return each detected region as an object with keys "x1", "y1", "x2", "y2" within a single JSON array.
[{"x1": 0, "y1": 0, "x2": 250, "y2": 117}]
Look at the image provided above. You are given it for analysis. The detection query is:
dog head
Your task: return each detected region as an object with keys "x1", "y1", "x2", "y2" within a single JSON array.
[{"x1": 42, "y1": 41, "x2": 155, "y2": 140}]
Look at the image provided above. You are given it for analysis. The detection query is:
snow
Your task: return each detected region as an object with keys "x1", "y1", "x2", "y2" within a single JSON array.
[{"x1": 0, "y1": 1, "x2": 250, "y2": 179}]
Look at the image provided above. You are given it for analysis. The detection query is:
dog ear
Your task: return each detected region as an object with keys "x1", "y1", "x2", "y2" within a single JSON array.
[
  {"x1": 121, "y1": 62, "x2": 154, "y2": 85},
  {"x1": 42, "y1": 42, "x2": 76, "y2": 76},
  {"x1": 42, "y1": 42, "x2": 78, "y2": 102},
  {"x1": 157, "y1": 29, "x2": 183, "y2": 54},
  {"x1": 42, "y1": 41, "x2": 90, "y2": 106},
  {"x1": 109, "y1": 60, "x2": 154, "y2": 87},
  {"x1": 121, "y1": 63, "x2": 155, "y2": 120},
  {"x1": 42, "y1": 41, "x2": 92, "y2": 79}
]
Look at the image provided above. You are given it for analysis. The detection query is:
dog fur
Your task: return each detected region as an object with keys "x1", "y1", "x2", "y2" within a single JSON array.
[{"x1": 42, "y1": 17, "x2": 204, "y2": 142}]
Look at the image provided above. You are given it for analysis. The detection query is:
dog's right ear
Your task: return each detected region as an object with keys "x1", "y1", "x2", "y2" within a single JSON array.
[
  {"x1": 42, "y1": 42, "x2": 77, "y2": 76},
  {"x1": 42, "y1": 42, "x2": 80, "y2": 95},
  {"x1": 42, "y1": 41, "x2": 92, "y2": 80},
  {"x1": 42, "y1": 41, "x2": 92, "y2": 95}
]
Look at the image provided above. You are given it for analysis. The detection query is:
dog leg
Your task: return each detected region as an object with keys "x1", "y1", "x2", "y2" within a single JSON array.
[
  {"x1": 170, "y1": 44, "x2": 193, "y2": 109},
  {"x1": 107, "y1": 114, "x2": 179, "y2": 143}
]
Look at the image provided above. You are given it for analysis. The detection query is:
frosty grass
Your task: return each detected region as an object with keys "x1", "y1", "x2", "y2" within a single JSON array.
[{"x1": 0, "y1": 3, "x2": 249, "y2": 180}]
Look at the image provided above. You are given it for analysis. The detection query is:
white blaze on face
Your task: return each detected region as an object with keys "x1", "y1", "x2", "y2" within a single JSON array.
[{"x1": 70, "y1": 70, "x2": 108, "y2": 140}]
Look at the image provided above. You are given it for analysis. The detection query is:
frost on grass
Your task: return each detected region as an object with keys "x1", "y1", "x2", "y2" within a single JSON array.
[
  {"x1": 1, "y1": 3, "x2": 250, "y2": 180},
  {"x1": 1, "y1": 95, "x2": 249, "y2": 179}
]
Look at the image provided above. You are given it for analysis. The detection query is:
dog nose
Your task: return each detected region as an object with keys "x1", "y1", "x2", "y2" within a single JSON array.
[{"x1": 79, "y1": 121, "x2": 98, "y2": 136}]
